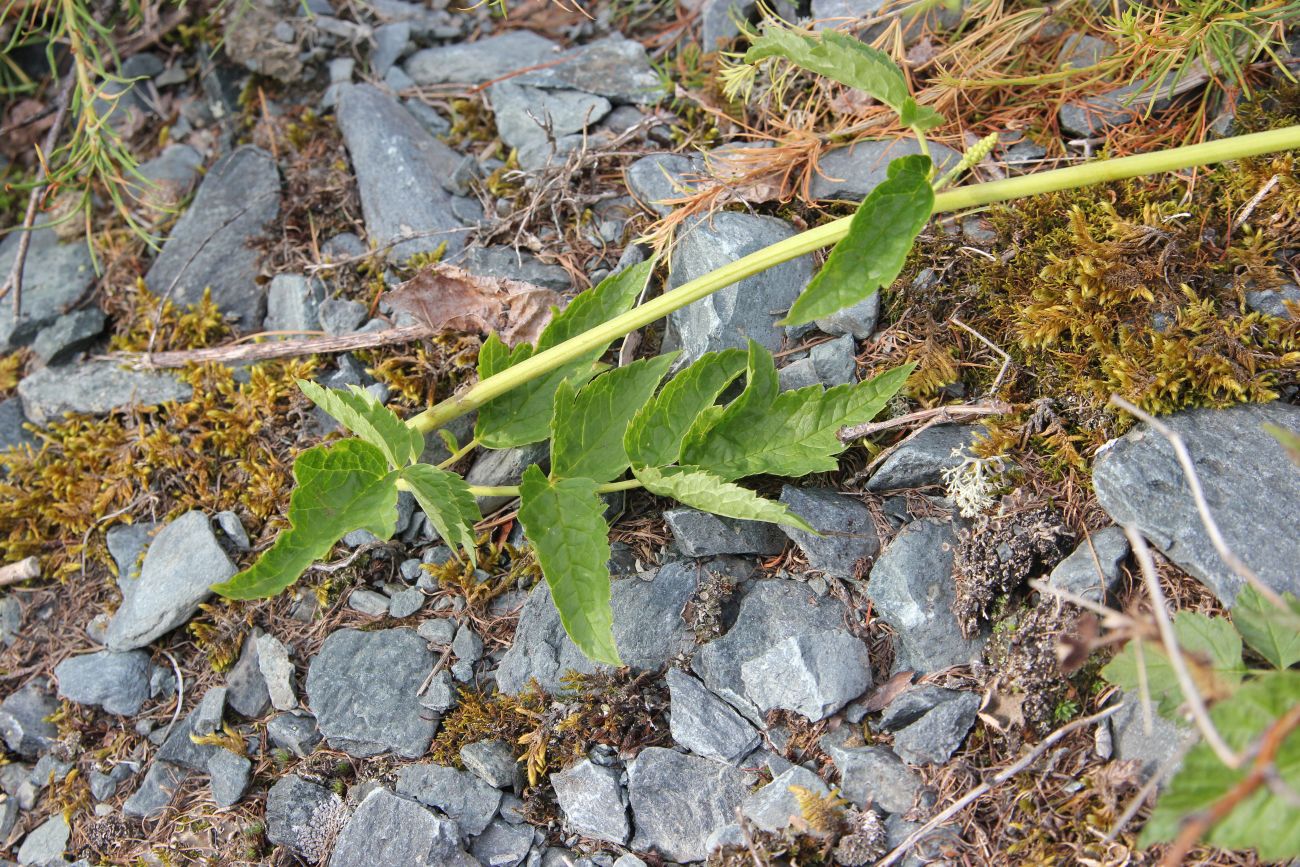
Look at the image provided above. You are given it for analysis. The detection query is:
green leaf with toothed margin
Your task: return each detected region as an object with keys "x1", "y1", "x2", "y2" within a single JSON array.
[
  {"x1": 625, "y1": 348, "x2": 748, "y2": 469},
  {"x1": 399, "y1": 463, "x2": 482, "y2": 560},
  {"x1": 634, "y1": 464, "x2": 815, "y2": 533},
  {"x1": 299, "y1": 380, "x2": 424, "y2": 469}
]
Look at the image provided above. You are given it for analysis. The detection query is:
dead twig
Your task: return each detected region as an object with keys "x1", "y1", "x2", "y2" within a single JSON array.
[
  {"x1": 875, "y1": 703, "x2": 1124, "y2": 867},
  {"x1": 0, "y1": 556, "x2": 40, "y2": 588},
  {"x1": 838, "y1": 400, "x2": 1010, "y2": 443},
  {"x1": 950, "y1": 315, "x2": 1012, "y2": 393},
  {"x1": 108, "y1": 324, "x2": 437, "y2": 369}
]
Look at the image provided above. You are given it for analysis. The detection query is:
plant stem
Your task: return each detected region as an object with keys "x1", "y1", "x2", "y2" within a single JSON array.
[
  {"x1": 411, "y1": 124, "x2": 1300, "y2": 435},
  {"x1": 437, "y1": 436, "x2": 480, "y2": 470},
  {"x1": 463, "y1": 478, "x2": 644, "y2": 499}
]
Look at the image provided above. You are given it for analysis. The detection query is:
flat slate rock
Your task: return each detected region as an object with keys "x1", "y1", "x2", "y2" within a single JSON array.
[
  {"x1": 866, "y1": 518, "x2": 986, "y2": 674},
  {"x1": 0, "y1": 681, "x2": 59, "y2": 759},
  {"x1": 890, "y1": 690, "x2": 980, "y2": 765},
  {"x1": 777, "y1": 486, "x2": 879, "y2": 578},
  {"x1": 395, "y1": 762, "x2": 502, "y2": 837},
  {"x1": 866, "y1": 424, "x2": 984, "y2": 491},
  {"x1": 144, "y1": 146, "x2": 280, "y2": 329},
  {"x1": 551, "y1": 758, "x2": 629, "y2": 845},
  {"x1": 454, "y1": 246, "x2": 573, "y2": 292},
  {"x1": 0, "y1": 397, "x2": 34, "y2": 452},
  {"x1": 1093, "y1": 402, "x2": 1300, "y2": 603},
  {"x1": 305, "y1": 627, "x2": 438, "y2": 758},
  {"x1": 54, "y1": 650, "x2": 151, "y2": 715},
  {"x1": 122, "y1": 760, "x2": 188, "y2": 818},
  {"x1": 809, "y1": 138, "x2": 961, "y2": 201},
  {"x1": 106, "y1": 511, "x2": 236, "y2": 651},
  {"x1": 627, "y1": 747, "x2": 749, "y2": 863},
  {"x1": 625, "y1": 153, "x2": 706, "y2": 216},
  {"x1": 741, "y1": 629, "x2": 872, "y2": 721},
  {"x1": 495, "y1": 561, "x2": 698, "y2": 694},
  {"x1": 488, "y1": 82, "x2": 611, "y2": 170},
  {"x1": 0, "y1": 228, "x2": 95, "y2": 353},
  {"x1": 665, "y1": 212, "x2": 811, "y2": 367},
  {"x1": 693, "y1": 579, "x2": 846, "y2": 724},
  {"x1": 329, "y1": 787, "x2": 467, "y2": 867},
  {"x1": 1047, "y1": 526, "x2": 1130, "y2": 605},
  {"x1": 405, "y1": 31, "x2": 559, "y2": 85},
  {"x1": 666, "y1": 668, "x2": 760, "y2": 764},
  {"x1": 822, "y1": 740, "x2": 931, "y2": 814},
  {"x1": 508, "y1": 35, "x2": 662, "y2": 105},
  {"x1": 664, "y1": 507, "x2": 785, "y2": 557},
  {"x1": 18, "y1": 361, "x2": 191, "y2": 426},
  {"x1": 336, "y1": 83, "x2": 465, "y2": 261},
  {"x1": 266, "y1": 774, "x2": 351, "y2": 864},
  {"x1": 742, "y1": 765, "x2": 828, "y2": 832}
]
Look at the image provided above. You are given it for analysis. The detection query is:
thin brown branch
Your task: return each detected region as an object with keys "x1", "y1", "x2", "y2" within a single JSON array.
[
  {"x1": 0, "y1": 556, "x2": 41, "y2": 588},
  {"x1": 838, "y1": 400, "x2": 1011, "y2": 443},
  {"x1": 106, "y1": 324, "x2": 437, "y2": 369}
]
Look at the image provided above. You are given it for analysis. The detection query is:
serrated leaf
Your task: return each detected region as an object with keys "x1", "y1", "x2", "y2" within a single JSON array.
[
  {"x1": 745, "y1": 27, "x2": 908, "y2": 114},
  {"x1": 899, "y1": 98, "x2": 945, "y2": 132},
  {"x1": 625, "y1": 349, "x2": 748, "y2": 469},
  {"x1": 299, "y1": 380, "x2": 424, "y2": 469},
  {"x1": 634, "y1": 464, "x2": 815, "y2": 533},
  {"x1": 517, "y1": 465, "x2": 621, "y2": 666},
  {"x1": 212, "y1": 440, "x2": 398, "y2": 599},
  {"x1": 475, "y1": 262, "x2": 653, "y2": 448},
  {"x1": 783, "y1": 155, "x2": 933, "y2": 326},
  {"x1": 680, "y1": 341, "x2": 913, "y2": 480},
  {"x1": 399, "y1": 463, "x2": 482, "y2": 559},
  {"x1": 1233, "y1": 585, "x2": 1300, "y2": 669},
  {"x1": 551, "y1": 355, "x2": 677, "y2": 483},
  {"x1": 1140, "y1": 671, "x2": 1300, "y2": 859},
  {"x1": 1101, "y1": 612, "x2": 1245, "y2": 719}
]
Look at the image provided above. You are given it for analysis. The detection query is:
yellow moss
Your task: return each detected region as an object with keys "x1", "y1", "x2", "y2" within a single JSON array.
[{"x1": 792, "y1": 785, "x2": 849, "y2": 834}]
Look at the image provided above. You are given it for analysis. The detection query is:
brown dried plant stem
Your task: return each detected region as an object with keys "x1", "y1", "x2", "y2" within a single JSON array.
[
  {"x1": 837, "y1": 400, "x2": 1010, "y2": 442},
  {"x1": 109, "y1": 324, "x2": 437, "y2": 369}
]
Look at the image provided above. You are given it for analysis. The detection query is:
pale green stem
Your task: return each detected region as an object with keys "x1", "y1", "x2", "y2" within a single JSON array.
[
  {"x1": 410, "y1": 124, "x2": 1300, "y2": 436},
  {"x1": 459, "y1": 478, "x2": 645, "y2": 499},
  {"x1": 436, "y1": 436, "x2": 480, "y2": 469}
]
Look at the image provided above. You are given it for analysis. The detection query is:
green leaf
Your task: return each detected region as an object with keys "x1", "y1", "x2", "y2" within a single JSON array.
[
  {"x1": 680, "y1": 341, "x2": 913, "y2": 480},
  {"x1": 1233, "y1": 585, "x2": 1300, "y2": 669},
  {"x1": 782, "y1": 155, "x2": 934, "y2": 326},
  {"x1": 1101, "y1": 611, "x2": 1245, "y2": 719},
  {"x1": 1265, "y1": 422, "x2": 1300, "y2": 467},
  {"x1": 551, "y1": 355, "x2": 677, "y2": 483},
  {"x1": 899, "y1": 98, "x2": 945, "y2": 132},
  {"x1": 212, "y1": 440, "x2": 398, "y2": 599},
  {"x1": 745, "y1": 27, "x2": 908, "y2": 114},
  {"x1": 437, "y1": 428, "x2": 460, "y2": 454},
  {"x1": 625, "y1": 349, "x2": 748, "y2": 469},
  {"x1": 517, "y1": 465, "x2": 621, "y2": 666},
  {"x1": 474, "y1": 262, "x2": 653, "y2": 449},
  {"x1": 1140, "y1": 671, "x2": 1300, "y2": 859},
  {"x1": 634, "y1": 464, "x2": 815, "y2": 533},
  {"x1": 399, "y1": 463, "x2": 482, "y2": 559},
  {"x1": 299, "y1": 380, "x2": 424, "y2": 469}
]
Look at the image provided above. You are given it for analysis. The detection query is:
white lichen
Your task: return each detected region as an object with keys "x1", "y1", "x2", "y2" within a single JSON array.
[{"x1": 940, "y1": 447, "x2": 1009, "y2": 518}]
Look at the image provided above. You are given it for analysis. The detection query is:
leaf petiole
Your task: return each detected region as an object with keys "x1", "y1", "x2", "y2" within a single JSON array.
[{"x1": 396, "y1": 477, "x2": 645, "y2": 500}]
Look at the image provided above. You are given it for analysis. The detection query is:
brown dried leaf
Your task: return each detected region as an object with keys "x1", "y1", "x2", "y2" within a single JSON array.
[
  {"x1": 978, "y1": 680, "x2": 1026, "y2": 734},
  {"x1": 861, "y1": 670, "x2": 916, "y2": 714},
  {"x1": 384, "y1": 263, "x2": 563, "y2": 346}
]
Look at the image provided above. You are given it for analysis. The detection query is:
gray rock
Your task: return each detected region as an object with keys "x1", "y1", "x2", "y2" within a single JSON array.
[
  {"x1": 472, "y1": 818, "x2": 534, "y2": 867},
  {"x1": 778, "y1": 486, "x2": 878, "y2": 578},
  {"x1": 1245, "y1": 282, "x2": 1300, "y2": 319},
  {"x1": 207, "y1": 748, "x2": 251, "y2": 807},
  {"x1": 508, "y1": 35, "x2": 662, "y2": 105},
  {"x1": 628, "y1": 747, "x2": 748, "y2": 862},
  {"x1": 131, "y1": 143, "x2": 204, "y2": 213},
  {"x1": 488, "y1": 83, "x2": 611, "y2": 170},
  {"x1": 865, "y1": 424, "x2": 984, "y2": 491},
  {"x1": 268, "y1": 711, "x2": 322, "y2": 757},
  {"x1": 0, "y1": 795, "x2": 15, "y2": 841},
  {"x1": 455, "y1": 245, "x2": 573, "y2": 292},
  {"x1": 213, "y1": 511, "x2": 250, "y2": 550},
  {"x1": 1047, "y1": 526, "x2": 1130, "y2": 605},
  {"x1": 496, "y1": 562, "x2": 698, "y2": 694},
  {"x1": 664, "y1": 507, "x2": 785, "y2": 557},
  {"x1": 809, "y1": 139, "x2": 960, "y2": 201},
  {"x1": 31, "y1": 307, "x2": 106, "y2": 364},
  {"x1": 823, "y1": 742, "x2": 930, "y2": 814},
  {"x1": 405, "y1": 31, "x2": 558, "y2": 86},
  {"x1": 265, "y1": 274, "x2": 324, "y2": 336},
  {"x1": 389, "y1": 587, "x2": 425, "y2": 618},
  {"x1": 665, "y1": 212, "x2": 811, "y2": 366},
  {"x1": 876, "y1": 684, "x2": 960, "y2": 731},
  {"x1": 395, "y1": 762, "x2": 502, "y2": 837},
  {"x1": 461, "y1": 740, "x2": 518, "y2": 789},
  {"x1": 453, "y1": 623, "x2": 484, "y2": 664},
  {"x1": 780, "y1": 334, "x2": 857, "y2": 390},
  {"x1": 336, "y1": 84, "x2": 464, "y2": 261},
  {"x1": 266, "y1": 774, "x2": 351, "y2": 863},
  {"x1": 105, "y1": 521, "x2": 155, "y2": 581},
  {"x1": 88, "y1": 763, "x2": 134, "y2": 801},
  {"x1": 810, "y1": 0, "x2": 889, "y2": 28},
  {"x1": 371, "y1": 21, "x2": 410, "y2": 76},
  {"x1": 419, "y1": 669, "x2": 458, "y2": 713},
  {"x1": 693, "y1": 579, "x2": 846, "y2": 724},
  {"x1": 884, "y1": 813, "x2": 960, "y2": 866},
  {"x1": 122, "y1": 761, "x2": 188, "y2": 818},
  {"x1": 157, "y1": 711, "x2": 219, "y2": 771},
  {"x1": 1059, "y1": 72, "x2": 1183, "y2": 139},
  {"x1": 318, "y1": 298, "x2": 369, "y2": 334},
  {"x1": 1094, "y1": 402, "x2": 1300, "y2": 603},
  {"x1": 666, "y1": 668, "x2": 760, "y2": 764},
  {"x1": 0, "y1": 681, "x2": 60, "y2": 759},
  {"x1": 306, "y1": 628, "x2": 437, "y2": 758},
  {"x1": 551, "y1": 759, "x2": 629, "y2": 844},
  {"x1": 192, "y1": 687, "x2": 227, "y2": 736},
  {"x1": 226, "y1": 632, "x2": 271, "y2": 718},
  {"x1": 625, "y1": 153, "x2": 706, "y2": 216},
  {"x1": 255, "y1": 632, "x2": 298, "y2": 711},
  {"x1": 18, "y1": 361, "x2": 191, "y2": 426},
  {"x1": 890, "y1": 691, "x2": 979, "y2": 765},
  {"x1": 867, "y1": 518, "x2": 986, "y2": 673},
  {"x1": 417, "y1": 617, "x2": 457, "y2": 645},
  {"x1": 144, "y1": 146, "x2": 280, "y2": 329},
  {"x1": 330, "y1": 787, "x2": 468, "y2": 867},
  {"x1": 0, "y1": 595, "x2": 20, "y2": 647},
  {"x1": 0, "y1": 228, "x2": 95, "y2": 352},
  {"x1": 741, "y1": 629, "x2": 871, "y2": 721},
  {"x1": 0, "y1": 397, "x2": 34, "y2": 452},
  {"x1": 54, "y1": 650, "x2": 151, "y2": 715},
  {"x1": 465, "y1": 441, "x2": 548, "y2": 512},
  {"x1": 1109, "y1": 692, "x2": 1195, "y2": 786},
  {"x1": 348, "y1": 588, "x2": 390, "y2": 615},
  {"x1": 106, "y1": 511, "x2": 235, "y2": 650},
  {"x1": 17, "y1": 814, "x2": 69, "y2": 865},
  {"x1": 742, "y1": 765, "x2": 828, "y2": 832}
]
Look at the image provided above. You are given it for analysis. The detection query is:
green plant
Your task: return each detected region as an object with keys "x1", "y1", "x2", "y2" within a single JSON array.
[{"x1": 212, "y1": 21, "x2": 1300, "y2": 666}]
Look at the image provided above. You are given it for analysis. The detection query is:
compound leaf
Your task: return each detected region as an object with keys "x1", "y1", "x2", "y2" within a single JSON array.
[
  {"x1": 625, "y1": 349, "x2": 748, "y2": 469},
  {"x1": 551, "y1": 354, "x2": 677, "y2": 483},
  {"x1": 783, "y1": 155, "x2": 933, "y2": 326},
  {"x1": 634, "y1": 464, "x2": 815, "y2": 533},
  {"x1": 213, "y1": 440, "x2": 398, "y2": 599},
  {"x1": 475, "y1": 261, "x2": 652, "y2": 448},
  {"x1": 1101, "y1": 611, "x2": 1245, "y2": 719},
  {"x1": 1233, "y1": 585, "x2": 1300, "y2": 670},
  {"x1": 399, "y1": 463, "x2": 482, "y2": 559},
  {"x1": 517, "y1": 465, "x2": 621, "y2": 666},
  {"x1": 680, "y1": 341, "x2": 913, "y2": 480},
  {"x1": 299, "y1": 380, "x2": 424, "y2": 468},
  {"x1": 1140, "y1": 671, "x2": 1300, "y2": 859}
]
